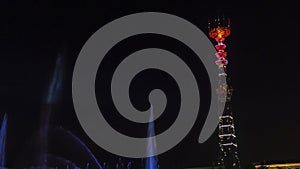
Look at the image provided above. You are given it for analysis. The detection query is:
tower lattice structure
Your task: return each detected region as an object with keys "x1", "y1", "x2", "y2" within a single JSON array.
[{"x1": 208, "y1": 17, "x2": 241, "y2": 169}]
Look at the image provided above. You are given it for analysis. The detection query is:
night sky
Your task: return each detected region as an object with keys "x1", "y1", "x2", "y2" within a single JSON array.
[{"x1": 1, "y1": 0, "x2": 300, "y2": 168}]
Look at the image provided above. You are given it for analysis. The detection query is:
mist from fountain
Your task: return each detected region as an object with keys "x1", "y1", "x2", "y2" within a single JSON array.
[{"x1": 0, "y1": 113, "x2": 7, "y2": 167}]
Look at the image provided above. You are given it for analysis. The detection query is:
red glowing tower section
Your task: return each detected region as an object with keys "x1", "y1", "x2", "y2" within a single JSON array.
[
  {"x1": 208, "y1": 17, "x2": 230, "y2": 70},
  {"x1": 208, "y1": 17, "x2": 241, "y2": 169}
]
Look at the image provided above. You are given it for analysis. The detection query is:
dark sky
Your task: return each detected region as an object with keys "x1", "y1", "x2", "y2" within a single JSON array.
[{"x1": 1, "y1": 0, "x2": 300, "y2": 168}]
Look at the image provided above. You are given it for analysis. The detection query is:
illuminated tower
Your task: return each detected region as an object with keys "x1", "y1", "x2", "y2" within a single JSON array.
[{"x1": 208, "y1": 17, "x2": 241, "y2": 169}]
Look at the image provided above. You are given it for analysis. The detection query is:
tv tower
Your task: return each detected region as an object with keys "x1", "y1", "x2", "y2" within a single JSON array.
[{"x1": 208, "y1": 17, "x2": 241, "y2": 169}]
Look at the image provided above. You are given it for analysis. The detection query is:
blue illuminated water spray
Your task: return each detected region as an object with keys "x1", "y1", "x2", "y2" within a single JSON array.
[{"x1": 0, "y1": 113, "x2": 7, "y2": 167}]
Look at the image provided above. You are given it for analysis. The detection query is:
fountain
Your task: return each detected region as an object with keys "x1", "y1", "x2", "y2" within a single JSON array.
[
  {"x1": 52, "y1": 126, "x2": 103, "y2": 169},
  {"x1": 145, "y1": 105, "x2": 159, "y2": 169},
  {"x1": 0, "y1": 113, "x2": 7, "y2": 167},
  {"x1": 15, "y1": 53, "x2": 102, "y2": 169},
  {"x1": 15, "y1": 125, "x2": 103, "y2": 169},
  {"x1": 37, "y1": 54, "x2": 64, "y2": 168}
]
